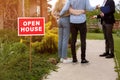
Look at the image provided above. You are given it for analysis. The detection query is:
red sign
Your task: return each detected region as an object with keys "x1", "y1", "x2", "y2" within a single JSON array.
[{"x1": 18, "y1": 17, "x2": 45, "y2": 36}]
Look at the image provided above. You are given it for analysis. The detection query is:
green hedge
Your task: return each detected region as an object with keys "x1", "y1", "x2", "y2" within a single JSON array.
[{"x1": 0, "y1": 21, "x2": 59, "y2": 80}]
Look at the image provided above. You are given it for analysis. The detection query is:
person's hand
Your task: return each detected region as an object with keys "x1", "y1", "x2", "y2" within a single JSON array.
[
  {"x1": 69, "y1": 7, "x2": 86, "y2": 15},
  {"x1": 54, "y1": 15, "x2": 60, "y2": 20},
  {"x1": 100, "y1": 12, "x2": 104, "y2": 17},
  {"x1": 69, "y1": 7, "x2": 73, "y2": 13},
  {"x1": 91, "y1": 15, "x2": 97, "y2": 19},
  {"x1": 96, "y1": 4, "x2": 100, "y2": 9},
  {"x1": 81, "y1": 10, "x2": 86, "y2": 14},
  {"x1": 54, "y1": 12, "x2": 60, "y2": 19}
]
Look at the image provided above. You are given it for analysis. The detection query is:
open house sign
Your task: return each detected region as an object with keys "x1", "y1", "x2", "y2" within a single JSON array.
[{"x1": 18, "y1": 17, "x2": 45, "y2": 36}]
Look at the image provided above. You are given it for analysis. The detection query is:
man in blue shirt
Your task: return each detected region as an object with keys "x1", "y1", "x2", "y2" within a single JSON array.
[{"x1": 60, "y1": 0, "x2": 99, "y2": 63}]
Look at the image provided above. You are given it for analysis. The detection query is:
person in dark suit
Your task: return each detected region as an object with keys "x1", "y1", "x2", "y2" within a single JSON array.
[{"x1": 93, "y1": 0, "x2": 115, "y2": 58}]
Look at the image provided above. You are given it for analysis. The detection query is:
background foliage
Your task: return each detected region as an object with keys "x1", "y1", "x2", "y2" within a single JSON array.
[{"x1": 0, "y1": 21, "x2": 59, "y2": 80}]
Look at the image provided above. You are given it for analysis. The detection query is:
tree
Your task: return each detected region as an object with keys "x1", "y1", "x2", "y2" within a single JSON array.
[
  {"x1": 0, "y1": 0, "x2": 52, "y2": 30},
  {"x1": 114, "y1": 1, "x2": 120, "y2": 20},
  {"x1": 0, "y1": 0, "x2": 18, "y2": 29}
]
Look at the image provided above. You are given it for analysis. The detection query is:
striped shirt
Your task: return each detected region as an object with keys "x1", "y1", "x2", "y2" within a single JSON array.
[{"x1": 60, "y1": 0, "x2": 96, "y2": 24}]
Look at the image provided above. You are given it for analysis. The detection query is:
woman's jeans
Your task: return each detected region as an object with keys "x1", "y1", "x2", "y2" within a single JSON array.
[{"x1": 58, "y1": 16, "x2": 70, "y2": 59}]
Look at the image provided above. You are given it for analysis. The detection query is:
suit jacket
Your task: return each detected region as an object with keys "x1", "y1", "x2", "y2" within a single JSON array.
[{"x1": 97, "y1": 0, "x2": 115, "y2": 24}]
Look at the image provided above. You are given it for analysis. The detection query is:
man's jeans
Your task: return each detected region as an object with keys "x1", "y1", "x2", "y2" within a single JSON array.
[{"x1": 58, "y1": 16, "x2": 70, "y2": 58}]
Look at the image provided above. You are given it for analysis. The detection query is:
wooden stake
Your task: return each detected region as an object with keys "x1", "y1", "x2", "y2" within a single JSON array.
[{"x1": 29, "y1": 36, "x2": 32, "y2": 72}]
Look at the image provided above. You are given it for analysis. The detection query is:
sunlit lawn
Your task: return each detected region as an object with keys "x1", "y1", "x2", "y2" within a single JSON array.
[{"x1": 87, "y1": 33, "x2": 104, "y2": 40}]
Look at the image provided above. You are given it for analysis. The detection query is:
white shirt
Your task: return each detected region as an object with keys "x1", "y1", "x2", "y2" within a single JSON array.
[{"x1": 102, "y1": 0, "x2": 107, "y2": 6}]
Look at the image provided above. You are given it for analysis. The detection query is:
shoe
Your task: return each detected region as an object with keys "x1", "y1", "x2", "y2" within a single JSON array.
[
  {"x1": 62, "y1": 59, "x2": 72, "y2": 63},
  {"x1": 60, "y1": 58, "x2": 63, "y2": 62},
  {"x1": 72, "y1": 59, "x2": 78, "y2": 63},
  {"x1": 106, "y1": 54, "x2": 114, "y2": 58},
  {"x1": 99, "y1": 53, "x2": 109, "y2": 57},
  {"x1": 81, "y1": 59, "x2": 89, "y2": 63}
]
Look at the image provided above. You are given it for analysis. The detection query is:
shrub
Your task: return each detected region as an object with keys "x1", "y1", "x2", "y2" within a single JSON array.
[
  {"x1": 0, "y1": 21, "x2": 58, "y2": 80},
  {"x1": 88, "y1": 28, "x2": 102, "y2": 33},
  {"x1": 0, "y1": 42, "x2": 28, "y2": 63},
  {"x1": 116, "y1": 30, "x2": 120, "y2": 37},
  {"x1": 0, "y1": 53, "x2": 57, "y2": 80},
  {"x1": 10, "y1": 42, "x2": 28, "y2": 54},
  {"x1": 32, "y1": 32, "x2": 58, "y2": 53},
  {"x1": 30, "y1": 21, "x2": 58, "y2": 54},
  {"x1": 0, "y1": 29, "x2": 21, "y2": 43},
  {"x1": 0, "y1": 40, "x2": 58, "y2": 80}
]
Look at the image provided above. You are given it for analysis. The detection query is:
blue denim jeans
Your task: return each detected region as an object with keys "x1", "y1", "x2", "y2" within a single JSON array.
[{"x1": 58, "y1": 16, "x2": 70, "y2": 58}]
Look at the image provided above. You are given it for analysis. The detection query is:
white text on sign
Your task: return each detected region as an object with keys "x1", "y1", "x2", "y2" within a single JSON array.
[{"x1": 18, "y1": 17, "x2": 45, "y2": 36}]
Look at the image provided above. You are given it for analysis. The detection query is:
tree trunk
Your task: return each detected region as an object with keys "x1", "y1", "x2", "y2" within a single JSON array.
[{"x1": 40, "y1": 0, "x2": 48, "y2": 22}]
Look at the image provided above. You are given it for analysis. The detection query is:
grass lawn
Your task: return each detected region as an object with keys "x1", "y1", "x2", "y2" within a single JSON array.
[
  {"x1": 113, "y1": 34, "x2": 120, "y2": 79},
  {"x1": 87, "y1": 33, "x2": 104, "y2": 40},
  {"x1": 87, "y1": 32, "x2": 120, "y2": 79}
]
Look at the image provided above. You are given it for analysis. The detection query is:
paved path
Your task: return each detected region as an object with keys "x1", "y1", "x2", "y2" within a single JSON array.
[{"x1": 43, "y1": 40, "x2": 117, "y2": 80}]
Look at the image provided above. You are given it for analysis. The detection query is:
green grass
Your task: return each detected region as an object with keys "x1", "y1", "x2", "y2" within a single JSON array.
[
  {"x1": 76, "y1": 32, "x2": 104, "y2": 40},
  {"x1": 113, "y1": 34, "x2": 120, "y2": 80},
  {"x1": 87, "y1": 33, "x2": 104, "y2": 40}
]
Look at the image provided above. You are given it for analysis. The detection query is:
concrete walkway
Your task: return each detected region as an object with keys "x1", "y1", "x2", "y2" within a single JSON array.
[{"x1": 43, "y1": 40, "x2": 117, "y2": 80}]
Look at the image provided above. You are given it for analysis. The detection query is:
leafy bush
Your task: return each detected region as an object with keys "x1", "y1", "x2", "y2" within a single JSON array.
[
  {"x1": 32, "y1": 30, "x2": 58, "y2": 53},
  {"x1": 0, "y1": 29, "x2": 21, "y2": 43},
  {"x1": 0, "y1": 53, "x2": 58, "y2": 80},
  {"x1": 0, "y1": 40, "x2": 58, "y2": 80},
  {"x1": 30, "y1": 21, "x2": 58, "y2": 53},
  {"x1": 88, "y1": 28, "x2": 102, "y2": 33},
  {"x1": 116, "y1": 30, "x2": 120, "y2": 37},
  {"x1": 10, "y1": 42, "x2": 28, "y2": 54},
  {"x1": 0, "y1": 42, "x2": 28, "y2": 63},
  {"x1": 0, "y1": 21, "x2": 59, "y2": 80}
]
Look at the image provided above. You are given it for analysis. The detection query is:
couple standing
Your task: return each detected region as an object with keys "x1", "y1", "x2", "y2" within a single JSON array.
[{"x1": 52, "y1": 0, "x2": 115, "y2": 63}]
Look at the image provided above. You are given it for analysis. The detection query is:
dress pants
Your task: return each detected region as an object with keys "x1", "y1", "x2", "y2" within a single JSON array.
[
  {"x1": 102, "y1": 21, "x2": 114, "y2": 54},
  {"x1": 70, "y1": 22, "x2": 87, "y2": 60}
]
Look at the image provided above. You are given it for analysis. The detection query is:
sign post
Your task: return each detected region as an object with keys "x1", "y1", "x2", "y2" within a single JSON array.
[
  {"x1": 18, "y1": 17, "x2": 45, "y2": 72},
  {"x1": 29, "y1": 36, "x2": 32, "y2": 72}
]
